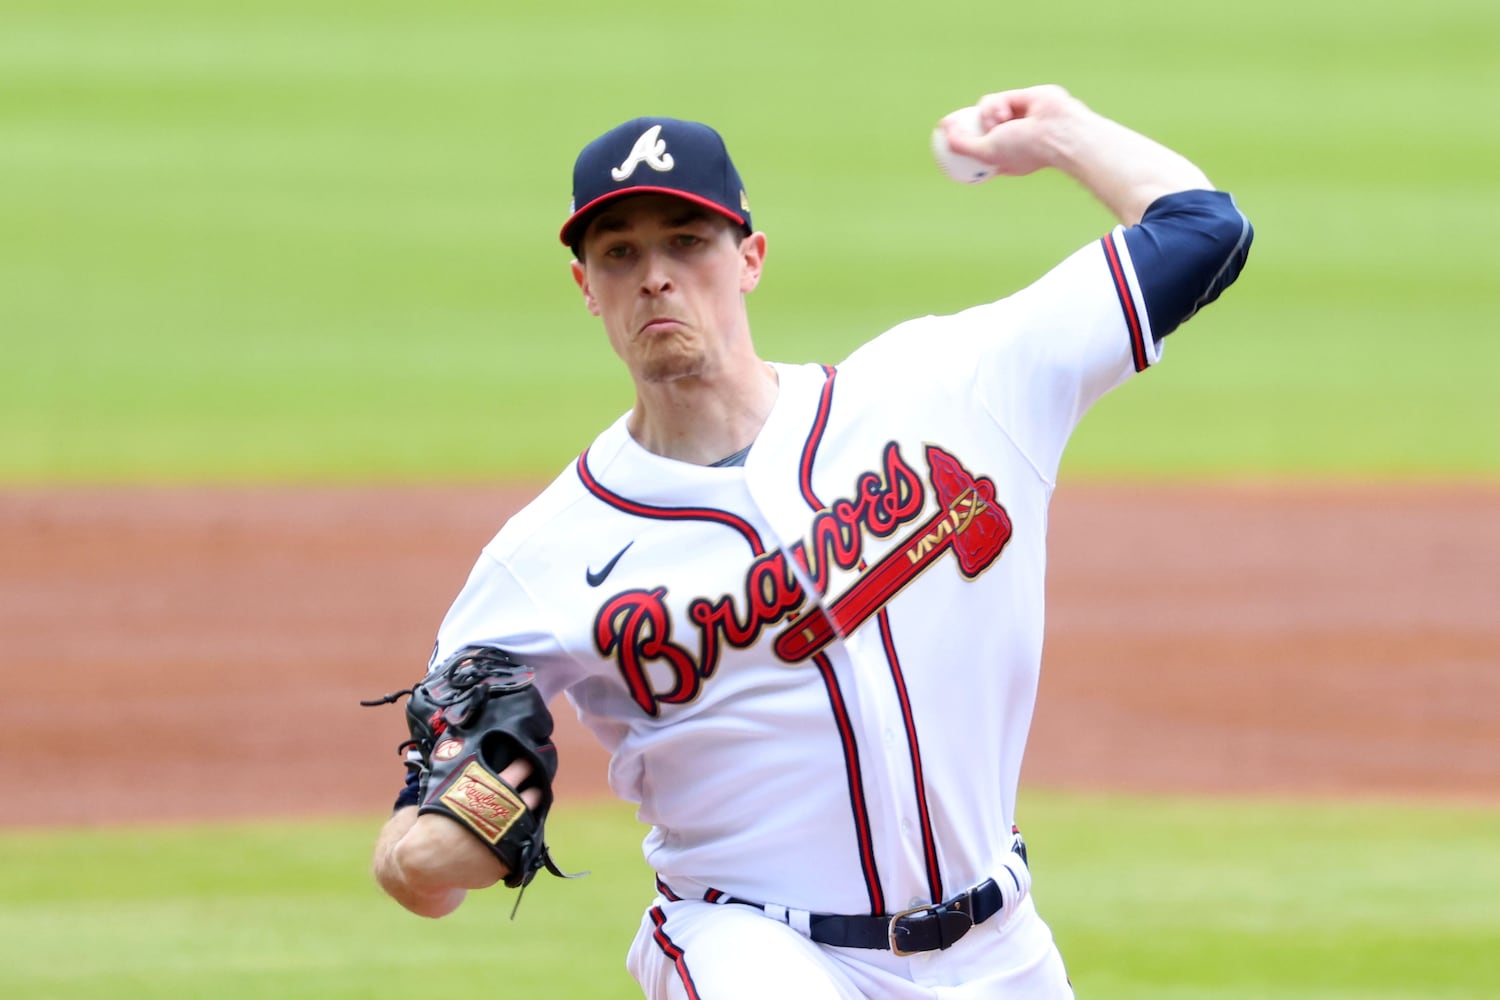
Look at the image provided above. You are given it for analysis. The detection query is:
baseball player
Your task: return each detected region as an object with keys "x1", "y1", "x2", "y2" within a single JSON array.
[{"x1": 370, "y1": 84, "x2": 1252, "y2": 998}]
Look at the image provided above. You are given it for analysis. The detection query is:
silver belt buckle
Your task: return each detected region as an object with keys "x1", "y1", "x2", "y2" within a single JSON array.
[
  {"x1": 887, "y1": 903, "x2": 935, "y2": 957},
  {"x1": 888, "y1": 891, "x2": 982, "y2": 956}
]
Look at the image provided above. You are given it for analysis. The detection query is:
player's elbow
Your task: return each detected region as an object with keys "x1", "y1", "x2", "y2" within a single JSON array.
[
  {"x1": 1129, "y1": 190, "x2": 1255, "y2": 337},
  {"x1": 1191, "y1": 195, "x2": 1254, "y2": 317},
  {"x1": 373, "y1": 817, "x2": 488, "y2": 919},
  {"x1": 1200, "y1": 194, "x2": 1254, "y2": 274},
  {"x1": 387, "y1": 882, "x2": 468, "y2": 920},
  {"x1": 374, "y1": 840, "x2": 469, "y2": 918},
  {"x1": 392, "y1": 813, "x2": 508, "y2": 893}
]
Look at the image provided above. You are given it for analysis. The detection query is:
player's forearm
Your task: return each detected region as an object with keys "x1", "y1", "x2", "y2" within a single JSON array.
[
  {"x1": 1049, "y1": 106, "x2": 1213, "y2": 227},
  {"x1": 373, "y1": 807, "x2": 493, "y2": 918}
]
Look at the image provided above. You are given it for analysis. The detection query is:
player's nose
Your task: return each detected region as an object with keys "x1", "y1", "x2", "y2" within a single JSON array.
[{"x1": 638, "y1": 248, "x2": 673, "y2": 296}]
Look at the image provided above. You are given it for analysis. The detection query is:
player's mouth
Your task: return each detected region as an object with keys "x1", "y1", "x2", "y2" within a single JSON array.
[{"x1": 639, "y1": 316, "x2": 685, "y2": 335}]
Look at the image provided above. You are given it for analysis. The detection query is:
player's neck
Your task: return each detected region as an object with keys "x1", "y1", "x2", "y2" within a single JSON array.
[{"x1": 627, "y1": 361, "x2": 779, "y2": 466}]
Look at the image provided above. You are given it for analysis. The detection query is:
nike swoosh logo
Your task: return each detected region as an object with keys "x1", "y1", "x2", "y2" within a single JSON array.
[{"x1": 585, "y1": 541, "x2": 634, "y2": 588}]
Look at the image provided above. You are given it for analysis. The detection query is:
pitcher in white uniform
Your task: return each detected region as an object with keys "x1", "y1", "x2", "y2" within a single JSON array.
[{"x1": 370, "y1": 84, "x2": 1254, "y2": 998}]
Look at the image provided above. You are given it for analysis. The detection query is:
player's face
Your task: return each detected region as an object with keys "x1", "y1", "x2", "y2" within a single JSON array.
[{"x1": 571, "y1": 195, "x2": 765, "y2": 385}]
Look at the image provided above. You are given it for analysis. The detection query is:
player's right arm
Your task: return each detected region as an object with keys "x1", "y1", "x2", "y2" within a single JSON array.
[
  {"x1": 941, "y1": 84, "x2": 1213, "y2": 226},
  {"x1": 942, "y1": 84, "x2": 1252, "y2": 344},
  {"x1": 916, "y1": 84, "x2": 1252, "y2": 482}
]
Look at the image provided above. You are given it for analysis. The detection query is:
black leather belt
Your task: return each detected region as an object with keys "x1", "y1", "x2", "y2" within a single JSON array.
[
  {"x1": 814, "y1": 877, "x2": 1004, "y2": 955},
  {"x1": 721, "y1": 871, "x2": 1016, "y2": 955},
  {"x1": 672, "y1": 836, "x2": 1027, "y2": 956}
]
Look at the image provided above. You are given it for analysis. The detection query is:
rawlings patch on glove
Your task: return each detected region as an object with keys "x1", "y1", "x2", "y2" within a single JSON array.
[{"x1": 364, "y1": 645, "x2": 578, "y2": 891}]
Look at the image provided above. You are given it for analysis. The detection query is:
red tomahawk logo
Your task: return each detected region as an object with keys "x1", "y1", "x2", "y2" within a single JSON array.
[{"x1": 773, "y1": 445, "x2": 1012, "y2": 662}]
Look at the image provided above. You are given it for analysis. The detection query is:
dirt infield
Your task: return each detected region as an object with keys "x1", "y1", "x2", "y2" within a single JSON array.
[{"x1": 2, "y1": 483, "x2": 1496, "y2": 828}]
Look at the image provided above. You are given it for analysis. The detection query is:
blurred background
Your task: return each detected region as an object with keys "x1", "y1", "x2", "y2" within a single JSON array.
[{"x1": 4, "y1": 0, "x2": 1496, "y2": 483}]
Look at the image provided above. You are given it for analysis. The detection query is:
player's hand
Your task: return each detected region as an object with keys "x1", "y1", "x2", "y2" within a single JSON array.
[
  {"x1": 500, "y1": 759, "x2": 543, "y2": 811},
  {"x1": 941, "y1": 84, "x2": 1089, "y2": 178},
  {"x1": 400, "y1": 760, "x2": 543, "y2": 890}
]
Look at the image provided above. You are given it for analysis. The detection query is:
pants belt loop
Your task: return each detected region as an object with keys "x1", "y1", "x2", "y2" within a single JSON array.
[
  {"x1": 760, "y1": 903, "x2": 814, "y2": 940},
  {"x1": 788, "y1": 907, "x2": 812, "y2": 938}
]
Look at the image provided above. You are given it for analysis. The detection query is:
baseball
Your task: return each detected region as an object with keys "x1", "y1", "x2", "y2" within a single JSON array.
[{"x1": 931, "y1": 105, "x2": 996, "y2": 185}]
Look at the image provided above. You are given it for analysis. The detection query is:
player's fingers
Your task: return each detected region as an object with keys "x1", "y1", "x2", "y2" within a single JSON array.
[
  {"x1": 499, "y1": 759, "x2": 544, "y2": 810},
  {"x1": 943, "y1": 117, "x2": 1012, "y2": 168},
  {"x1": 974, "y1": 94, "x2": 1021, "y2": 131},
  {"x1": 941, "y1": 118, "x2": 983, "y2": 155},
  {"x1": 975, "y1": 84, "x2": 1072, "y2": 130}
]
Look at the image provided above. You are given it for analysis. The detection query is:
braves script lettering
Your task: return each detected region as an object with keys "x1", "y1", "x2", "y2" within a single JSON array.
[{"x1": 594, "y1": 443, "x2": 1009, "y2": 715}]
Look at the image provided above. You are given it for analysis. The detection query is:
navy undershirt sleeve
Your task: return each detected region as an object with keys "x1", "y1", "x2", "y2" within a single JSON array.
[
  {"x1": 1122, "y1": 189, "x2": 1253, "y2": 339},
  {"x1": 393, "y1": 767, "x2": 421, "y2": 811}
]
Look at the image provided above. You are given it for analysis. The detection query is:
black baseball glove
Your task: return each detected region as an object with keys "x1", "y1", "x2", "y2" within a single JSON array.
[{"x1": 363, "y1": 645, "x2": 576, "y2": 891}]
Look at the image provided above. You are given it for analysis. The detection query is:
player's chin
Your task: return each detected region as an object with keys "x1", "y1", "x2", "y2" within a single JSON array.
[{"x1": 635, "y1": 343, "x2": 707, "y2": 384}]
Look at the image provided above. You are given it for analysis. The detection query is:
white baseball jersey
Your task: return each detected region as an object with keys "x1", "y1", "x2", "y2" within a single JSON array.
[{"x1": 428, "y1": 189, "x2": 1250, "y2": 994}]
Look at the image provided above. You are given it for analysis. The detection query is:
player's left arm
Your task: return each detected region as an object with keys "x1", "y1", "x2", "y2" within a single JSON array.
[
  {"x1": 366, "y1": 545, "x2": 584, "y2": 919},
  {"x1": 371, "y1": 807, "x2": 484, "y2": 919},
  {"x1": 372, "y1": 761, "x2": 539, "y2": 919}
]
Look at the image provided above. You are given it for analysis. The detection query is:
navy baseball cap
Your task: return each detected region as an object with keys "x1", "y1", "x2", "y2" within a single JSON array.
[{"x1": 560, "y1": 116, "x2": 751, "y2": 251}]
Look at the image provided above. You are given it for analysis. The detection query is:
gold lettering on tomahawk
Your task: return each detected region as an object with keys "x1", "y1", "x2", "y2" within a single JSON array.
[{"x1": 906, "y1": 488, "x2": 984, "y2": 565}]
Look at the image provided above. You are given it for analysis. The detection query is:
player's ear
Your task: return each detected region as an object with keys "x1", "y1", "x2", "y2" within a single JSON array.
[
  {"x1": 571, "y1": 259, "x2": 601, "y2": 316},
  {"x1": 739, "y1": 231, "x2": 767, "y2": 294}
]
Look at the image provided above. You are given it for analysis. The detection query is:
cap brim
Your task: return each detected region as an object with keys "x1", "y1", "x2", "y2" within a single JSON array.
[{"x1": 560, "y1": 187, "x2": 748, "y2": 248}]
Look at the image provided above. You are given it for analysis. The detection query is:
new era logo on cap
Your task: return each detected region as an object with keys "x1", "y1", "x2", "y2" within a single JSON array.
[{"x1": 561, "y1": 117, "x2": 751, "y2": 250}]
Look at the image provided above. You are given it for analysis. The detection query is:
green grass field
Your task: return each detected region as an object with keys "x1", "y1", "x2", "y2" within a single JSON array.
[
  {"x1": 3, "y1": 2, "x2": 1497, "y2": 997},
  {"x1": 3, "y1": 0, "x2": 1497, "y2": 482},
  {"x1": 4, "y1": 795, "x2": 1498, "y2": 999}
]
